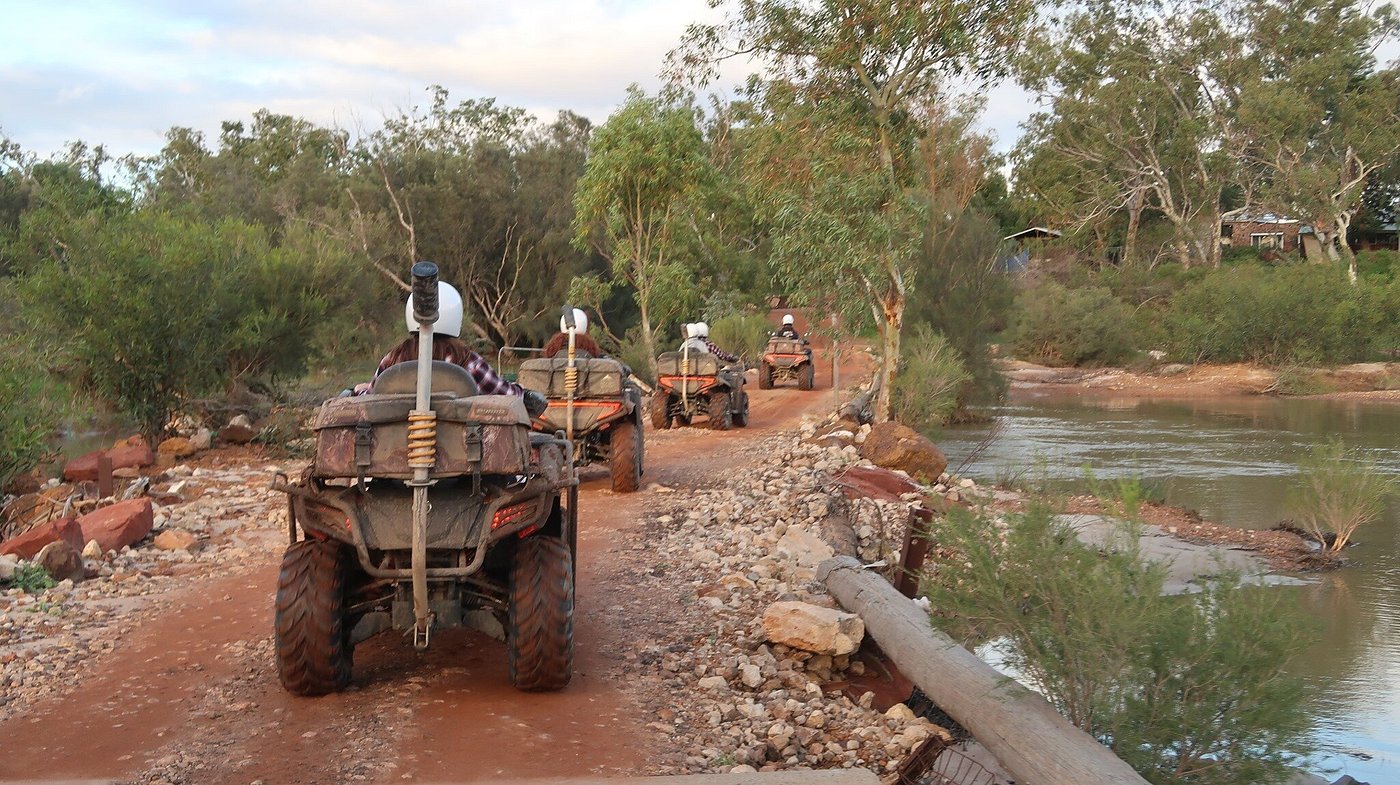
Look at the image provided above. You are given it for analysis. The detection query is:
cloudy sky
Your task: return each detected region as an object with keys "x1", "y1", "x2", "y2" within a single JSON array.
[{"x1": 0, "y1": 0, "x2": 1036, "y2": 161}]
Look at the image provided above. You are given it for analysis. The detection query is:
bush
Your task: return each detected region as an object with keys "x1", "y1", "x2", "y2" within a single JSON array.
[
  {"x1": 1355, "y1": 249, "x2": 1398, "y2": 282},
  {"x1": 0, "y1": 333, "x2": 64, "y2": 490},
  {"x1": 1011, "y1": 281, "x2": 1137, "y2": 366},
  {"x1": 1287, "y1": 438, "x2": 1396, "y2": 551},
  {"x1": 1164, "y1": 264, "x2": 1398, "y2": 364},
  {"x1": 891, "y1": 324, "x2": 971, "y2": 431},
  {"x1": 708, "y1": 312, "x2": 774, "y2": 365},
  {"x1": 923, "y1": 504, "x2": 1315, "y2": 785},
  {"x1": 17, "y1": 213, "x2": 360, "y2": 438}
]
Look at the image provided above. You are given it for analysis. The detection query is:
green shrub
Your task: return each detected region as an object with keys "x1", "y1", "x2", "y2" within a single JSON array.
[
  {"x1": 891, "y1": 324, "x2": 972, "y2": 430},
  {"x1": 708, "y1": 312, "x2": 774, "y2": 365},
  {"x1": 611, "y1": 324, "x2": 659, "y2": 386},
  {"x1": 1011, "y1": 281, "x2": 1137, "y2": 366},
  {"x1": 17, "y1": 213, "x2": 360, "y2": 437},
  {"x1": 1164, "y1": 264, "x2": 1398, "y2": 364},
  {"x1": 9, "y1": 562, "x2": 55, "y2": 594},
  {"x1": 1355, "y1": 249, "x2": 1398, "y2": 282},
  {"x1": 923, "y1": 504, "x2": 1315, "y2": 785},
  {"x1": 1287, "y1": 438, "x2": 1396, "y2": 551},
  {"x1": 0, "y1": 333, "x2": 64, "y2": 490}
]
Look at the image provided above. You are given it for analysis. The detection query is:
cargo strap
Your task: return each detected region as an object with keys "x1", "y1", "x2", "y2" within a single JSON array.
[
  {"x1": 465, "y1": 425, "x2": 483, "y2": 495},
  {"x1": 354, "y1": 421, "x2": 373, "y2": 487}
]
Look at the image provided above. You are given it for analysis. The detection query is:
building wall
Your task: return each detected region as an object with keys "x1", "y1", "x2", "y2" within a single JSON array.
[{"x1": 1224, "y1": 221, "x2": 1302, "y2": 252}]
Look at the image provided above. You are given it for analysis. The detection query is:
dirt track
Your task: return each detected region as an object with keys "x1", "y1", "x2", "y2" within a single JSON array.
[{"x1": 0, "y1": 363, "x2": 853, "y2": 784}]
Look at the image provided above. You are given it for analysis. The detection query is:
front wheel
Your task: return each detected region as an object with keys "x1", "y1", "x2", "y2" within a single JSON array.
[
  {"x1": 650, "y1": 395, "x2": 671, "y2": 430},
  {"x1": 708, "y1": 392, "x2": 733, "y2": 431},
  {"x1": 508, "y1": 536, "x2": 575, "y2": 692},
  {"x1": 609, "y1": 419, "x2": 641, "y2": 493},
  {"x1": 275, "y1": 539, "x2": 354, "y2": 696}
]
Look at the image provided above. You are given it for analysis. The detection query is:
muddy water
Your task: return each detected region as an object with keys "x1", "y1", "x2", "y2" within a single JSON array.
[{"x1": 938, "y1": 390, "x2": 1400, "y2": 783}]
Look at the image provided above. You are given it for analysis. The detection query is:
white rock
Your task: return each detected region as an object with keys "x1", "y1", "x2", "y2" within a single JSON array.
[
  {"x1": 698, "y1": 675, "x2": 730, "y2": 691},
  {"x1": 81, "y1": 540, "x2": 104, "y2": 560},
  {"x1": 776, "y1": 526, "x2": 835, "y2": 568},
  {"x1": 885, "y1": 703, "x2": 916, "y2": 721},
  {"x1": 762, "y1": 601, "x2": 864, "y2": 656},
  {"x1": 0, "y1": 554, "x2": 19, "y2": 581},
  {"x1": 228, "y1": 414, "x2": 252, "y2": 429},
  {"x1": 741, "y1": 664, "x2": 764, "y2": 689},
  {"x1": 190, "y1": 428, "x2": 212, "y2": 451},
  {"x1": 959, "y1": 478, "x2": 975, "y2": 489}
]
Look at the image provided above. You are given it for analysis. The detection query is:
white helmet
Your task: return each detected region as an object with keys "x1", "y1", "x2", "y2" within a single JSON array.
[
  {"x1": 694, "y1": 321, "x2": 710, "y2": 338},
  {"x1": 404, "y1": 282, "x2": 464, "y2": 337},
  {"x1": 782, "y1": 313, "x2": 795, "y2": 325},
  {"x1": 560, "y1": 308, "x2": 589, "y2": 334},
  {"x1": 684, "y1": 322, "x2": 699, "y2": 339}
]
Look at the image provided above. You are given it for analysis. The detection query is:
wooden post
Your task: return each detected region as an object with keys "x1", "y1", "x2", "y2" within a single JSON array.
[
  {"x1": 97, "y1": 455, "x2": 114, "y2": 499},
  {"x1": 819, "y1": 555, "x2": 1151, "y2": 785}
]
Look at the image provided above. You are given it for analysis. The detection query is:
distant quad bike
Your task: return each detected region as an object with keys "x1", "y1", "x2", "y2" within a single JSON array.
[
  {"x1": 517, "y1": 344, "x2": 645, "y2": 493},
  {"x1": 759, "y1": 336, "x2": 815, "y2": 390},
  {"x1": 272, "y1": 263, "x2": 578, "y2": 696},
  {"x1": 650, "y1": 350, "x2": 750, "y2": 431}
]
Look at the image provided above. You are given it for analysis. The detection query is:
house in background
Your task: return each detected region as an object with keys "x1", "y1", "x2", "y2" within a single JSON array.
[
  {"x1": 1001, "y1": 226, "x2": 1062, "y2": 273},
  {"x1": 1220, "y1": 209, "x2": 1304, "y2": 253},
  {"x1": 1354, "y1": 222, "x2": 1398, "y2": 252}
]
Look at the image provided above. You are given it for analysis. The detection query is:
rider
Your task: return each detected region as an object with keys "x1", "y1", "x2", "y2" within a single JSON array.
[
  {"x1": 355, "y1": 282, "x2": 529, "y2": 400},
  {"x1": 776, "y1": 313, "x2": 801, "y2": 340},
  {"x1": 680, "y1": 322, "x2": 738, "y2": 363},
  {"x1": 542, "y1": 308, "x2": 603, "y2": 359}
]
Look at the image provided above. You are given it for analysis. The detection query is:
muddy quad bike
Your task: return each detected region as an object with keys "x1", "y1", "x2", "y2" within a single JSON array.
[
  {"x1": 272, "y1": 262, "x2": 578, "y2": 696},
  {"x1": 759, "y1": 336, "x2": 815, "y2": 391},
  {"x1": 517, "y1": 315, "x2": 644, "y2": 493},
  {"x1": 650, "y1": 349, "x2": 750, "y2": 431}
]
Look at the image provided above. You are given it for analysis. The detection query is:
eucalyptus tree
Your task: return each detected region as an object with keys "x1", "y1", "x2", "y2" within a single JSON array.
[
  {"x1": 1015, "y1": 0, "x2": 1247, "y2": 270},
  {"x1": 572, "y1": 87, "x2": 719, "y2": 379},
  {"x1": 1236, "y1": 0, "x2": 1400, "y2": 281},
  {"x1": 673, "y1": 0, "x2": 1038, "y2": 420}
]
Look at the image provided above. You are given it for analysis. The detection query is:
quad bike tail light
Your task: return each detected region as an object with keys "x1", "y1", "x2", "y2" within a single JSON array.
[{"x1": 492, "y1": 500, "x2": 536, "y2": 531}]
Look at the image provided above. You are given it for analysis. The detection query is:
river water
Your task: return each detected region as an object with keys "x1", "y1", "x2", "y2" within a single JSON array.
[{"x1": 936, "y1": 389, "x2": 1400, "y2": 783}]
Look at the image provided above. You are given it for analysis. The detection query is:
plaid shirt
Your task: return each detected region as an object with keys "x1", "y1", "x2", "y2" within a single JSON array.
[{"x1": 369, "y1": 348, "x2": 523, "y2": 396}]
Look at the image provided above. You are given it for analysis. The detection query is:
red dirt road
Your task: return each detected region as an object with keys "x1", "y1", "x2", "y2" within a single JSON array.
[{"x1": 0, "y1": 358, "x2": 857, "y2": 785}]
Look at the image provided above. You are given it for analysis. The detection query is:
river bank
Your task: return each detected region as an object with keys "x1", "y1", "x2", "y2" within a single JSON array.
[{"x1": 999, "y1": 358, "x2": 1400, "y2": 400}]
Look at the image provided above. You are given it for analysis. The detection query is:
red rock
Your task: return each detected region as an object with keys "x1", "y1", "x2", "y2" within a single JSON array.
[
  {"x1": 218, "y1": 423, "x2": 257, "y2": 444},
  {"x1": 0, "y1": 516, "x2": 84, "y2": 559},
  {"x1": 63, "y1": 440, "x2": 156, "y2": 482},
  {"x1": 836, "y1": 465, "x2": 923, "y2": 502},
  {"x1": 858, "y1": 422, "x2": 948, "y2": 484},
  {"x1": 157, "y1": 437, "x2": 198, "y2": 458},
  {"x1": 77, "y1": 498, "x2": 154, "y2": 552}
]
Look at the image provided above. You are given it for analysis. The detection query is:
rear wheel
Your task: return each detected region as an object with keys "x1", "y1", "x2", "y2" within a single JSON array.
[
  {"x1": 798, "y1": 363, "x2": 814, "y2": 391},
  {"x1": 508, "y1": 536, "x2": 574, "y2": 691},
  {"x1": 275, "y1": 539, "x2": 353, "y2": 696},
  {"x1": 758, "y1": 363, "x2": 773, "y2": 389},
  {"x1": 734, "y1": 391, "x2": 750, "y2": 428},
  {"x1": 650, "y1": 395, "x2": 671, "y2": 430},
  {"x1": 708, "y1": 392, "x2": 733, "y2": 431},
  {"x1": 609, "y1": 419, "x2": 641, "y2": 492}
]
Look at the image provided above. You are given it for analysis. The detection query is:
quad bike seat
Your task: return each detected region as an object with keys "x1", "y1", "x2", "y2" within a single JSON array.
[{"x1": 372, "y1": 360, "x2": 480, "y2": 397}]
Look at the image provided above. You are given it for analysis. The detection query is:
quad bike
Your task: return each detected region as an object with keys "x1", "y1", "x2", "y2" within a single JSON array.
[
  {"x1": 650, "y1": 349, "x2": 750, "y2": 431},
  {"x1": 759, "y1": 335, "x2": 815, "y2": 390},
  {"x1": 517, "y1": 309, "x2": 645, "y2": 493},
  {"x1": 272, "y1": 262, "x2": 578, "y2": 696}
]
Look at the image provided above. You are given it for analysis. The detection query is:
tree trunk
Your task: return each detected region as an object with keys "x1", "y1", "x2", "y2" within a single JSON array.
[
  {"x1": 1172, "y1": 236, "x2": 1193, "y2": 269},
  {"x1": 1123, "y1": 187, "x2": 1144, "y2": 266},
  {"x1": 639, "y1": 296, "x2": 658, "y2": 382},
  {"x1": 1335, "y1": 212, "x2": 1358, "y2": 285},
  {"x1": 818, "y1": 556, "x2": 1152, "y2": 785},
  {"x1": 873, "y1": 292, "x2": 904, "y2": 423}
]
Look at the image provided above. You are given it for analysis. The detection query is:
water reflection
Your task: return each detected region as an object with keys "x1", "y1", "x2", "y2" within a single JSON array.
[{"x1": 938, "y1": 391, "x2": 1400, "y2": 782}]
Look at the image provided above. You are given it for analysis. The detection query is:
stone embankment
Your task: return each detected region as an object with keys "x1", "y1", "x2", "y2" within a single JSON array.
[{"x1": 620, "y1": 418, "x2": 987, "y2": 779}]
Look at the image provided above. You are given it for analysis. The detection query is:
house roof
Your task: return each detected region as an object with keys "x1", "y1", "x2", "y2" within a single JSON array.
[
  {"x1": 1221, "y1": 208, "x2": 1300, "y2": 224},
  {"x1": 1004, "y1": 226, "x2": 1063, "y2": 241}
]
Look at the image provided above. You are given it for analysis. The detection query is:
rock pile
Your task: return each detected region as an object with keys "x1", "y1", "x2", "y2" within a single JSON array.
[
  {"x1": 0, "y1": 462, "x2": 289, "y2": 721},
  {"x1": 631, "y1": 420, "x2": 971, "y2": 777}
]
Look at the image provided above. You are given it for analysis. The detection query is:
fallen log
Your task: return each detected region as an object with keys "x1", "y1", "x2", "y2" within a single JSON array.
[{"x1": 818, "y1": 555, "x2": 1151, "y2": 785}]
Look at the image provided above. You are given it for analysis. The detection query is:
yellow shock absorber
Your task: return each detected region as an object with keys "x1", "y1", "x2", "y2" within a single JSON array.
[
  {"x1": 681, "y1": 358, "x2": 693, "y2": 376},
  {"x1": 407, "y1": 410, "x2": 438, "y2": 469},
  {"x1": 564, "y1": 364, "x2": 579, "y2": 394}
]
